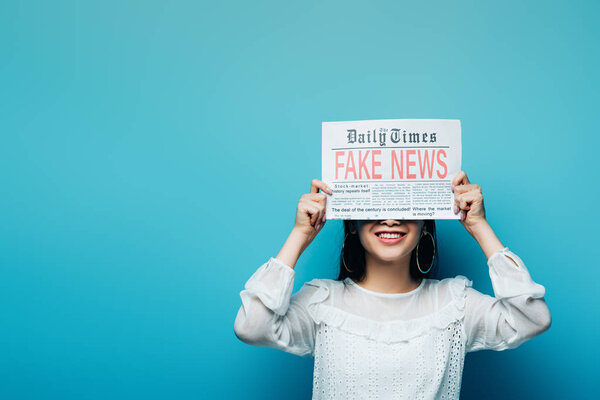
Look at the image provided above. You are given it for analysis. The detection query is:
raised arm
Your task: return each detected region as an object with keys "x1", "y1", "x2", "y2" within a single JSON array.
[
  {"x1": 233, "y1": 256, "x2": 323, "y2": 357},
  {"x1": 233, "y1": 179, "x2": 332, "y2": 357},
  {"x1": 451, "y1": 171, "x2": 551, "y2": 352},
  {"x1": 463, "y1": 247, "x2": 551, "y2": 352}
]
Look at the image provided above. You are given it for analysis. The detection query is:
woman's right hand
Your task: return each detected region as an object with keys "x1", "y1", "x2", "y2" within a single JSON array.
[{"x1": 292, "y1": 179, "x2": 332, "y2": 243}]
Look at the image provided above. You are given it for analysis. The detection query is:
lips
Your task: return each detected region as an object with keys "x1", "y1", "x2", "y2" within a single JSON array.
[
  {"x1": 375, "y1": 231, "x2": 407, "y2": 236},
  {"x1": 374, "y1": 230, "x2": 407, "y2": 245},
  {"x1": 375, "y1": 232, "x2": 407, "y2": 244}
]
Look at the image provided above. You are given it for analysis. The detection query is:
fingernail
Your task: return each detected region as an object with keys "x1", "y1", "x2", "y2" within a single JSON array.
[
  {"x1": 453, "y1": 204, "x2": 458, "y2": 214},
  {"x1": 322, "y1": 214, "x2": 326, "y2": 222},
  {"x1": 326, "y1": 187, "x2": 333, "y2": 194},
  {"x1": 460, "y1": 212, "x2": 465, "y2": 221},
  {"x1": 315, "y1": 223, "x2": 322, "y2": 231},
  {"x1": 451, "y1": 185, "x2": 455, "y2": 193}
]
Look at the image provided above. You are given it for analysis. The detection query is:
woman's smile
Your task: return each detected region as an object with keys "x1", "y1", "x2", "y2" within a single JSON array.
[
  {"x1": 354, "y1": 219, "x2": 423, "y2": 263},
  {"x1": 374, "y1": 230, "x2": 408, "y2": 245}
]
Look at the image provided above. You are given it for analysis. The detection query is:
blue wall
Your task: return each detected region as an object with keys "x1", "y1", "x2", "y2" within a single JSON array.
[{"x1": 1, "y1": 1, "x2": 597, "y2": 398}]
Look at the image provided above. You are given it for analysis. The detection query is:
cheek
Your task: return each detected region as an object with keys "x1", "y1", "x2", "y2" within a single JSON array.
[
  {"x1": 359, "y1": 232, "x2": 382, "y2": 252},
  {"x1": 358, "y1": 232, "x2": 372, "y2": 250},
  {"x1": 406, "y1": 235, "x2": 421, "y2": 250}
]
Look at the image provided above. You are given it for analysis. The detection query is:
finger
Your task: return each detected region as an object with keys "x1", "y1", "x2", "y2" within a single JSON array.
[
  {"x1": 316, "y1": 217, "x2": 325, "y2": 232},
  {"x1": 457, "y1": 195, "x2": 472, "y2": 210},
  {"x1": 455, "y1": 191, "x2": 481, "y2": 210},
  {"x1": 315, "y1": 209, "x2": 324, "y2": 230},
  {"x1": 453, "y1": 183, "x2": 481, "y2": 195},
  {"x1": 308, "y1": 192, "x2": 328, "y2": 204},
  {"x1": 301, "y1": 193, "x2": 327, "y2": 206},
  {"x1": 303, "y1": 202, "x2": 320, "y2": 226},
  {"x1": 451, "y1": 171, "x2": 465, "y2": 187},
  {"x1": 309, "y1": 194, "x2": 327, "y2": 224},
  {"x1": 451, "y1": 171, "x2": 471, "y2": 188},
  {"x1": 311, "y1": 179, "x2": 333, "y2": 195},
  {"x1": 454, "y1": 194, "x2": 462, "y2": 210},
  {"x1": 309, "y1": 198, "x2": 326, "y2": 223},
  {"x1": 318, "y1": 203, "x2": 328, "y2": 227},
  {"x1": 299, "y1": 200, "x2": 320, "y2": 225}
]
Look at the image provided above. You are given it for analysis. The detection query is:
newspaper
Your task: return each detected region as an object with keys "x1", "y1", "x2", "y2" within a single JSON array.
[{"x1": 322, "y1": 119, "x2": 461, "y2": 220}]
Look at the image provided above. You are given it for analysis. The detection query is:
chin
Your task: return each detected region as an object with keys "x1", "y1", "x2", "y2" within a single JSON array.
[{"x1": 372, "y1": 247, "x2": 412, "y2": 262}]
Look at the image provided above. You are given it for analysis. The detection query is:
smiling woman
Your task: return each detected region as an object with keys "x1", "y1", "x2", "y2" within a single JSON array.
[
  {"x1": 233, "y1": 174, "x2": 551, "y2": 399},
  {"x1": 338, "y1": 218, "x2": 438, "y2": 287}
]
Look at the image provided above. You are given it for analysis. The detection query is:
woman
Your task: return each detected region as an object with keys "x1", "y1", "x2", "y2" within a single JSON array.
[{"x1": 233, "y1": 171, "x2": 551, "y2": 399}]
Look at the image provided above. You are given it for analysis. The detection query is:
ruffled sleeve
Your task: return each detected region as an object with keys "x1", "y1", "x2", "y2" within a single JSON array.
[
  {"x1": 233, "y1": 257, "x2": 323, "y2": 358},
  {"x1": 464, "y1": 247, "x2": 552, "y2": 353}
]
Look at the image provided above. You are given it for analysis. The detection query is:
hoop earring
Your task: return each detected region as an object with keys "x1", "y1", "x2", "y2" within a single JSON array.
[
  {"x1": 416, "y1": 230, "x2": 435, "y2": 274},
  {"x1": 342, "y1": 231, "x2": 355, "y2": 273}
]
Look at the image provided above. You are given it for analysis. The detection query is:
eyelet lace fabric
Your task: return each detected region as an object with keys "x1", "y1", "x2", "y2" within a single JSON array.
[
  {"x1": 308, "y1": 276, "x2": 470, "y2": 399},
  {"x1": 313, "y1": 318, "x2": 467, "y2": 399},
  {"x1": 234, "y1": 247, "x2": 551, "y2": 400}
]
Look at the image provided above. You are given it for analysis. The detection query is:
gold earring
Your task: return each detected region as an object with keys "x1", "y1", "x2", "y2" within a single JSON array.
[{"x1": 416, "y1": 230, "x2": 435, "y2": 274}]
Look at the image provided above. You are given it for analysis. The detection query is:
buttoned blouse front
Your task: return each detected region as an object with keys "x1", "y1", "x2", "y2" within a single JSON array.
[{"x1": 234, "y1": 248, "x2": 551, "y2": 400}]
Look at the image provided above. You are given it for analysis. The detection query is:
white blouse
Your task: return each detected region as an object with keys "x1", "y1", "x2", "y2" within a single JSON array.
[{"x1": 234, "y1": 247, "x2": 551, "y2": 399}]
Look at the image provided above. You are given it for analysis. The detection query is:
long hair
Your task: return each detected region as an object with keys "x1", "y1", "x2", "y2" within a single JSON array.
[{"x1": 336, "y1": 220, "x2": 439, "y2": 282}]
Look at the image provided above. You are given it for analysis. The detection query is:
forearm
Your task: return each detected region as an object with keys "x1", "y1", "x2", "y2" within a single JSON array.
[
  {"x1": 234, "y1": 256, "x2": 317, "y2": 357},
  {"x1": 275, "y1": 229, "x2": 310, "y2": 270},
  {"x1": 469, "y1": 220, "x2": 509, "y2": 262}
]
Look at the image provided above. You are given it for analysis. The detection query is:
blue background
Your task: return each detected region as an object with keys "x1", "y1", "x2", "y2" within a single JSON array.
[{"x1": 1, "y1": 1, "x2": 598, "y2": 399}]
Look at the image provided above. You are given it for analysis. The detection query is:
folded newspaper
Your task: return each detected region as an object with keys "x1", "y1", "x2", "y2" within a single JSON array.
[{"x1": 322, "y1": 119, "x2": 461, "y2": 220}]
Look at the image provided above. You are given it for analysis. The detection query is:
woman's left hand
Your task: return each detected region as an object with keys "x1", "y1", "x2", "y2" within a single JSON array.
[{"x1": 451, "y1": 171, "x2": 487, "y2": 233}]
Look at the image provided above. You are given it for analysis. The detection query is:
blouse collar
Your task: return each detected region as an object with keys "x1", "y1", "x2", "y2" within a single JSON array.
[{"x1": 344, "y1": 277, "x2": 426, "y2": 298}]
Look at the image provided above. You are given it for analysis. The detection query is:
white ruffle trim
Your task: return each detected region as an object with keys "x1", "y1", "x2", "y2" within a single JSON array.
[{"x1": 304, "y1": 276, "x2": 473, "y2": 344}]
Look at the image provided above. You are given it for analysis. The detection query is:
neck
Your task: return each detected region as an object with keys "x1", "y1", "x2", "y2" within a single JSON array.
[{"x1": 358, "y1": 251, "x2": 422, "y2": 294}]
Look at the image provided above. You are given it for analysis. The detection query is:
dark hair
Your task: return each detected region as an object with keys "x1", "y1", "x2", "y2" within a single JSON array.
[{"x1": 336, "y1": 220, "x2": 439, "y2": 282}]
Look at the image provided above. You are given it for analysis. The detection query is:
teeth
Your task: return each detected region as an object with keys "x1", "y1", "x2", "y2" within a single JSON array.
[{"x1": 377, "y1": 233, "x2": 404, "y2": 239}]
